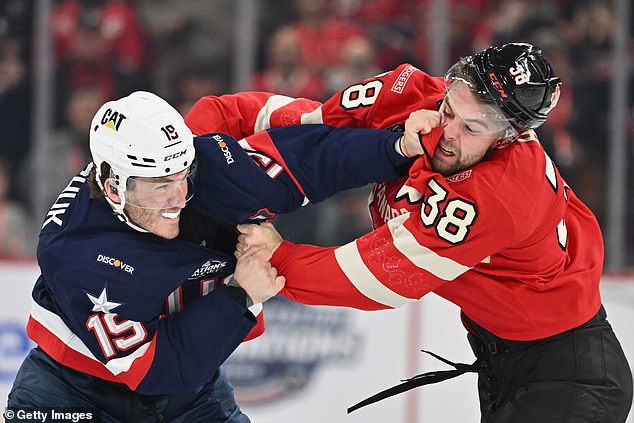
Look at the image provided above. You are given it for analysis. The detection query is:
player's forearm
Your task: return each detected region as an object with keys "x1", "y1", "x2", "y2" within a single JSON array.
[
  {"x1": 185, "y1": 92, "x2": 276, "y2": 137},
  {"x1": 273, "y1": 241, "x2": 390, "y2": 311},
  {"x1": 185, "y1": 91, "x2": 323, "y2": 138},
  {"x1": 275, "y1": 125, "x2": 411, "y2": 204}
]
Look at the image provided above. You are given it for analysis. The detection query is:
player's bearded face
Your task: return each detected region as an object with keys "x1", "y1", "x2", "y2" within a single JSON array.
[
  {"x1": 123, "y1": 169, "x2": 190, "y2": 239},
  {"x1": 433, "y1": 82, "x2": 507, "y2": 176}
]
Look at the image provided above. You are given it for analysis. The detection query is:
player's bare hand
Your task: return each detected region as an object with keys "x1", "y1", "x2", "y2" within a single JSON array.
[
  {"x1": 236, "y1": 222, "x2": 283, "y2": 258},
  {"x1": 233, "y1": 245, "x2": 285, "y2": 304},
  {"x1": 401, "y1": 109, "x2": 443, "y2": 157}
]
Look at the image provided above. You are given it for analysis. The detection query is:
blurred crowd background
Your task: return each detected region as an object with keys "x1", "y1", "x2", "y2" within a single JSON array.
[{"x1": 0, "y1": 0, "x2": 632, "y2": 268}]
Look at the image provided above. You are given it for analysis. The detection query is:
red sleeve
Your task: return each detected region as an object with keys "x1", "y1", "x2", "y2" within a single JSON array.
[
  {"x1": 273, "y1": 158, "x2": 518, "y2": 311},
  {"x1": 184, "y1": 92, "x2": 322, "y2": 138}
]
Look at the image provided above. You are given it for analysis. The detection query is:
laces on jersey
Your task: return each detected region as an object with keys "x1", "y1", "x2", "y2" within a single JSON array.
[{"x1": 348, "y1": 349, "x2": 484, "y2": 413}]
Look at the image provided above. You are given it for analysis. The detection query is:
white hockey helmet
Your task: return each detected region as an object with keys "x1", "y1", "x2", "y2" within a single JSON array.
[{"x1": 89, "y1": 91, "x2": 195, "y2": 230}]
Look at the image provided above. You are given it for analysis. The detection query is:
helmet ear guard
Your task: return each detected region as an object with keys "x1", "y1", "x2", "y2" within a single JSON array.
[{"x1": 446, "y1": 43, "x2": 562, "y2": 145}]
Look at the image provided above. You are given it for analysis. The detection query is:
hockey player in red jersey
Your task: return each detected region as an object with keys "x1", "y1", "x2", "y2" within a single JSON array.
[{"x1": 234, "y1": 44, "x2": 633, "y2": 422}]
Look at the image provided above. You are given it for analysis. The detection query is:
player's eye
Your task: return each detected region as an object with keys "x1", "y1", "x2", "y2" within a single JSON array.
[
  {"x1": 441, "y1": 106, "x2": 454, "y2": 119},
  {"x1": 464, "y1": 124, "x2": 477, "y2": 134}
]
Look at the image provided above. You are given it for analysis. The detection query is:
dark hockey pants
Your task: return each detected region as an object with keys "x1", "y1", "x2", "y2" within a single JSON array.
[
  {"x1": 7, "y1": 347, "x2": 250, "y2": 423},
  {"x1": 465, "y1": 305, "x2": 633, "y2": 423}
]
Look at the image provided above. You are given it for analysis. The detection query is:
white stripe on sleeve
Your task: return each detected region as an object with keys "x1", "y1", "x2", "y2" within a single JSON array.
[
  {"x1": 254, "y1": 95, "x2": 297, "y2": 132},
  {"x1": 333, "y1": 213, "x2": 473, "y2": 307},
  {"x1": 299, "y1": 106, "x2": 324, "y2": 124},
  {"x1": 388, "y1": 213, "x2": 470, "y2": 280},
  {"x1": 334, "y1": 241, "x2": 416, "y2": 308}
]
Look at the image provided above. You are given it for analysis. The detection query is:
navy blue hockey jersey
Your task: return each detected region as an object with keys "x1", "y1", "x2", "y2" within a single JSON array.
[{"x1": 27, "y1": 124, "x2": 406, "y2": 395}]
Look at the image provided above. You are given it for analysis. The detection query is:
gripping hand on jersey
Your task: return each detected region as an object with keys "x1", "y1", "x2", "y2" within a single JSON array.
[
  {"x1": 236, "y1": 222, "x2": 283, "y2": 258},
  {"x1": 400, "y1": 109, "x2": 443, "y2": 157},
  {"x1": 233, "y1": 244, "x2": 285, "y2": 304}
]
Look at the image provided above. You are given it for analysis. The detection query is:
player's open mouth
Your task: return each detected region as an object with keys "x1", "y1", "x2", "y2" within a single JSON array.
[
  {"x1": 439, "y1": 145, "x2": 455, "y2": 156},
  {"x1": 161, "y1": 210, "x2": 181, "y2": 220}
]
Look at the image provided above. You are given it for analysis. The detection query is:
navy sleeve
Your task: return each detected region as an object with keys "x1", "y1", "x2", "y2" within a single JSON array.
[
  {"x1": 192, "y1": 134, "x2": 303, "y2": 224},
  {"x1": 265, "y1": 124, "x2": 409, "y2": 205},
  {"x1": 191, "y1": 126, "x2": 410, "y2": 224}
]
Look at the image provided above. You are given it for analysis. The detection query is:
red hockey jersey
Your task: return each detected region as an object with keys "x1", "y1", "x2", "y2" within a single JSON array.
[{"x1": 185, "y1": 64, "x2": 603, "y2": 341}]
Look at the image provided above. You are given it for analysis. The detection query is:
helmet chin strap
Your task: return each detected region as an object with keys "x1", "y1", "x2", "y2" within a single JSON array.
[
  {"x1": 106, "y1": 195, "x2": 150, "y2": 234},
  {"x1": 95, "y1": 166, "x2": 150, "y2": 234}
]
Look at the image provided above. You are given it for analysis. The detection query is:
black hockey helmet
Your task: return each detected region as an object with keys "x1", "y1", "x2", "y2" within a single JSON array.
[{"x1": 445, "y1": 43, "x2": 562, "y2": 144}]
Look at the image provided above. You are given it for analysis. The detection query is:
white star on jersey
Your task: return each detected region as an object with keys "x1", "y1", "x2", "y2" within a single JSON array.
[{"x1": 87, "y1": 287, "x2": 122, "y2": 314}]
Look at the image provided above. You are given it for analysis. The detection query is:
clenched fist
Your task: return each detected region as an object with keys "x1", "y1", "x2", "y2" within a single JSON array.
[
  {"x1": 235, "y1": 221, "x2": 283, "y2": 258},
  {"x1": 233, "y1": 245, "x2": 285, "y2": 304},
  {"x1": 400, "y1": 109, "x2": 443, "y2": 157}
]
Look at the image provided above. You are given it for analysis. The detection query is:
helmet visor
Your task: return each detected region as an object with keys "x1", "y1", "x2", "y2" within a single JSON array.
[
  {"x1": 123, "y1": 164, "x2": 196, "y2": 210},
  {"x1": 444, "y1": 58, "x2": 519, "y2": 140}
]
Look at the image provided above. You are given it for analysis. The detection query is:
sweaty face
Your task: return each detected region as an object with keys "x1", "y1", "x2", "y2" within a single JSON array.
[
  {"x1": 123, "y1": 168, "x2": 190, "y2": 239},
  {"x1": 433, "y1": 82, "x2": 509, "y2": 176}
]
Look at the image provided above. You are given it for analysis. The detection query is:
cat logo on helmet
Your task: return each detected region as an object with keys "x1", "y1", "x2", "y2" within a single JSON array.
[{"x1": 100, "y1": 108, "x2": 127, "y2": 131}]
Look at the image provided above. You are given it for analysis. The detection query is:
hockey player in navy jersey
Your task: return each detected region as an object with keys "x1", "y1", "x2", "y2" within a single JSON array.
[{"x1": 7, "y1": 91, "x2": 416, "y2": 421}]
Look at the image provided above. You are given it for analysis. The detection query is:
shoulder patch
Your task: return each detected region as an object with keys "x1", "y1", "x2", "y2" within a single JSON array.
[{"x1": 391, "y1": 65, "x2": 418, "y2": 94}]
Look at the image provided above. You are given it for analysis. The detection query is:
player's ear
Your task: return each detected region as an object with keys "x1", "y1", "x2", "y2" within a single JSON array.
[{"x1": 104, "y1": 177, "x2": 121, "y2": 204}]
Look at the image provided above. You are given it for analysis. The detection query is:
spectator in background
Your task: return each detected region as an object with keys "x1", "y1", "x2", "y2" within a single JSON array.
[
  {"x1": 0, "y1": 35, "x2": 30, "y2": 207},
  {"x1": 51, "y1": 0, "x2": 147, "y2": 75},
  {"x1": 99, "y1": 0, "x2": 148, "y2": 80},
  {"x1": 472, "y1": 0, "x2": 535, "y2": 49},
  {"x1": 290, "y1": 0, "x2": 368, "y2": 73},
  {"x1": 38, "y1": 84, "x2": 105, "y2": 209},
  {"x1": 0, "y1": 159, "x2": 34, "y2": 258},
  {"x1": 324, "y1": 36, "x2": 380, "y2": 96},
  {"x1": 0, "y1": 1, "x2": 32, "y2": 54},
  {"x1": 138, "y1": 0, "x2": 234, "y2": 101},
  {"x1": 470, "y1": 0, "x2": 564, "y2": 55},
  {"x1": 249, "y1": 24, "x2": 327, "y2": 242},
  {"x1": 251, "y1": 26, "x2": 325, "y2": 100},
  {"x1": 54, "y1": 9, "x2": 117, "y2": 124},
  {"x1": 564, "y1": 0, "x2": 616, "y2": 228},
  {"x1": 50, "y1": 0, "x2": 96, "y2": 62},
  {"x1": 412, "y1": 0, "x2": 493, "y2": 69},
  {"x1": 337, "y1": 0, "x2": 412, "y2": 70},
  {"x1": 172, "y1": 64, "x2": 226, "y2": 116},
  {"x1": 52, "y1": 1, "x2": 149, "y2": 126}
]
